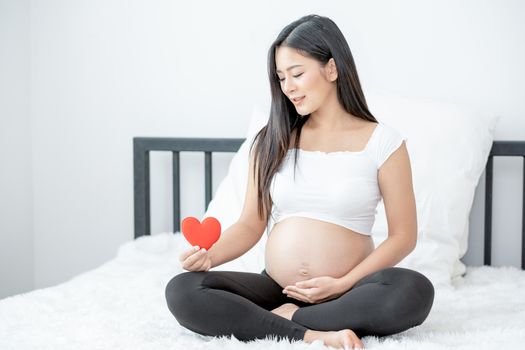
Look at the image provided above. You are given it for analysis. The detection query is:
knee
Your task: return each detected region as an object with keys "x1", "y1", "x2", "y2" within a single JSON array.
[
  {"x1": 381, "y1": 268, "x2": 435, "y2": 323},
  {"x1": 380, "y1": 267, "x2": 434, "y2": 297},
  {"x1": 401, "y1": 268, "x2": 435, "y2": 313},
  {"x1": 165, "y1": 271, "x2": 204, "y2": 318}
]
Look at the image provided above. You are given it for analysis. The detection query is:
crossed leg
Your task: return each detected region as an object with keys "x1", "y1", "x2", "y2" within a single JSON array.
[
  {"x1": 165, "y1": 269, "x2": 308, "y2": 342},
  {"x1": 165, "y1": 267, "x2": 434, "y2": 342},
  {"x1": 288, "y1": 267, "x2": 435, "y2": 337}
]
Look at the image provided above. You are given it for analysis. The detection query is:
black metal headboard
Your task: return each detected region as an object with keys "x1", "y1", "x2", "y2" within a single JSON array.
[
  {"x1": 133, "y1": 137, "x2": 244, "y2": 237},
  {"x1": 133, "y1": 137, "x2": 525, "y2": 269}
]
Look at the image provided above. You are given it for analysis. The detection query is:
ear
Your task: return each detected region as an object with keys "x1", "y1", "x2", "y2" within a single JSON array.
[{"x1": 326, "y1": 58, "x2": 338, "y2": 82}]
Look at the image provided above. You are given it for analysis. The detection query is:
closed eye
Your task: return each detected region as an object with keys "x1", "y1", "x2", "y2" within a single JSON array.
[{"x1": 278, "y1": 73, "x2": 303, "y2": 82}]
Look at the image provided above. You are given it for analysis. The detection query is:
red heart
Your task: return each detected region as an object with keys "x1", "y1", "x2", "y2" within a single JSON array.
[{"x1": 181, "y1": 216, "x2": 221, "y2": 250}]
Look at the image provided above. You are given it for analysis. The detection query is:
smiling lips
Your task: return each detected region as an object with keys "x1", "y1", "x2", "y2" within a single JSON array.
[{"x1": 292, "y1": 96, "x2": 305, "y2": 104}]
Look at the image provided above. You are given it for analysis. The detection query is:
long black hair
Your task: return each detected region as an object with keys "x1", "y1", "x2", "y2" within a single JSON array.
[{"x1": 249, "y1": 14, "x2": 377, "y2": 226}]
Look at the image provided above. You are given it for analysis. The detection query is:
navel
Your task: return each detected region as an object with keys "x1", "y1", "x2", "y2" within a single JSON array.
[{"x1": 299, "y1": 268, "x2": 309, "y2": 276}]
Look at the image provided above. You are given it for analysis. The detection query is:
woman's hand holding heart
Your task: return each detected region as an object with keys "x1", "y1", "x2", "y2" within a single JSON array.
[
  {"x1": 179, "y1": 246, "x2": 212, "y2": 272},
  {"x1": 179, "y1": 216, "x2": 221, "y2": 272}
]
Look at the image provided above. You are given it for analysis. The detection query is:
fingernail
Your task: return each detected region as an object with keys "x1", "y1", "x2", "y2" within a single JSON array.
[
  {"x1": 194, "y1": 246, "x2": 199, "y2": 251},
  {"x1": 201, "y1": 248, "x2": 206, "y2": 252}
]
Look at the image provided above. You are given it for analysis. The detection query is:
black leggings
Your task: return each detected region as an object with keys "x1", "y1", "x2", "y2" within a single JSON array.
[{"x1": 165, "y1": 267, "x2": 434, "y2": 342}]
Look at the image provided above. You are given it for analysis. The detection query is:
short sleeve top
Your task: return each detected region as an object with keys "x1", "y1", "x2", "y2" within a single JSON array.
[{"x1": 269, "y1": 122, "x2": 407, "y2": 236}]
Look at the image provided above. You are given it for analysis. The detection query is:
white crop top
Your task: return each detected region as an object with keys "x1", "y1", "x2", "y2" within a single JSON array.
[{"x1": 269, "y1": 122, "x2": 407, "y2": 236}]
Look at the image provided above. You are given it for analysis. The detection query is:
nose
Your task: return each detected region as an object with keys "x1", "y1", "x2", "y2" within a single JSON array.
[{"x1": 282, "y1": 79, "x2": 296, "y2": 96}]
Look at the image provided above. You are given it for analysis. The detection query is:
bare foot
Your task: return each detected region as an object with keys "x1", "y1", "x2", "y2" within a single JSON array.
[
  {"x1": 304, "y1": 329, "x2": 364, "y2": 349},
  {"x1": 270, "y1": 303, "x2": 300, "y2": 320}
]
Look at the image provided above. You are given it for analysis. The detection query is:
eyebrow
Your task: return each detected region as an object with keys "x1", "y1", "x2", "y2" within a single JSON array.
[{"x1": 276, "y1": 64, "x2": 303, "y2": 73}]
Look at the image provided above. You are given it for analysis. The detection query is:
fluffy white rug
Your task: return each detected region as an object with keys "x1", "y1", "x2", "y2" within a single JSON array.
[{"x1": 1, "y1": 232, "x2": 524, "y2": 350}]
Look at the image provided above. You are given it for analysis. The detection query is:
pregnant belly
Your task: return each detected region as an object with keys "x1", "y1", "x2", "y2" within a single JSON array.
[{"x1": 264, "y1": 216, "x2": 375, "y2": 289}]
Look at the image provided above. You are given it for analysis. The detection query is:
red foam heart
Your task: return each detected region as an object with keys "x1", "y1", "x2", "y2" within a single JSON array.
[{"x1": 181, "y1": 216, "x2": 221, "y2": 250}]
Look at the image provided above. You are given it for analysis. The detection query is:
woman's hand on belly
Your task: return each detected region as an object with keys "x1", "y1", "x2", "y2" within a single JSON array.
[{"x1": 282, "y1": 275, "x2": 346, "y2": 304}]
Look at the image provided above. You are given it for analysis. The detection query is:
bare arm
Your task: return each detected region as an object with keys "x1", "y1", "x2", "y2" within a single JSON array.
[
  {"x1": 206, "y1": 222, "x2": 263, "y2": 268},
  {"x1": 338, "y1": 141, "x2": 417, "y2": 291}
]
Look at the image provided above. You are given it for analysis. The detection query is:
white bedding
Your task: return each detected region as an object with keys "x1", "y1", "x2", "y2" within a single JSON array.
[{"x1": 1, "y1": 232, "x2": 524, "y2": 350}]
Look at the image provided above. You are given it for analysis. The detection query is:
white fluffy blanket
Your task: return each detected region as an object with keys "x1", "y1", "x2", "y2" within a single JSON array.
[{"x1": 1, "y1": 233, "x2": 524, "y2": 350}]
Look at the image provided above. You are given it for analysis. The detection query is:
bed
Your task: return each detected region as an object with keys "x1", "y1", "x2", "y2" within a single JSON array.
[{"x1": 1, "y1": 94, "x2": 525, "y2": 350}]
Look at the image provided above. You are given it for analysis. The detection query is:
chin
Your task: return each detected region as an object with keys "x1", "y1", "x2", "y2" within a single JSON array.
[{"x1": 298, "y1": 109, "x2": 310, "y2": 117}]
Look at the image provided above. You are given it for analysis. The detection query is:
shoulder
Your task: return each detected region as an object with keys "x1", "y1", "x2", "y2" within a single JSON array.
[
  {"x1": 372, "y1": 122, "x2": 408, "y2": 169},
  {"x1": 375, "y1": 122, "x2": 407, "y2": 144},
  {"x1": 376, "y1": 121, "x2": 403, "y2": 137}
]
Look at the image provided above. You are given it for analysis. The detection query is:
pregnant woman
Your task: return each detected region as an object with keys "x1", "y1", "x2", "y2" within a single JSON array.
[{"x1": 165, "y1": 14, "x2": 434, "y2": 349}]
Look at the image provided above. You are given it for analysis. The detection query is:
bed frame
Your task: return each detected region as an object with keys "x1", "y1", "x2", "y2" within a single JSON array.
[{"x1": 133, "y1": 137, "x2": 525, "y2": 270}]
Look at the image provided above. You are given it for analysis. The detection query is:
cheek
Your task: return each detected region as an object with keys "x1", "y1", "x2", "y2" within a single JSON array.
[
  {"x1": 303, "y1": 77, "x2": 323, "y2": 103},
  {"x1": 301, "y1": 75, "x2": 316, "y2": 91},
  {"x1": 303, "y1": 74, "x2": 328, "y2": 101},
  {"x1": 313, "y1": 79, "x2": 333, "y2": 101}
]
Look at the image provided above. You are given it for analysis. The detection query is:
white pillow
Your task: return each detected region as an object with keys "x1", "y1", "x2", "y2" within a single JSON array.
[
  {"x1": 366, "y1": 90, "x2": 499, "y2": 287},
  {"x1": 204, "y1": 92, "x2": 499, "y2": 287}
]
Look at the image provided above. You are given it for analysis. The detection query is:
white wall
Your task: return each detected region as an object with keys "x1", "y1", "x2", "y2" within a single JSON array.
[
  {"x1": 0, "y1": 0, "x2": 33, "y2": 299},
  {"x1": 1, "y1": 0, "x2": 524, "y2": 299}
]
